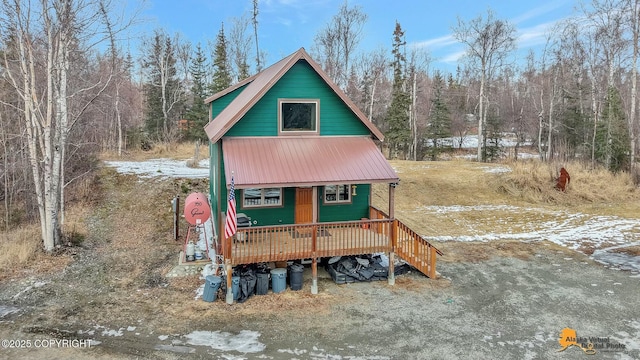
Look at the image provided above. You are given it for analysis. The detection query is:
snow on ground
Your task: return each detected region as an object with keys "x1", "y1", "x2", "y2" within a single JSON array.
[
  {"x1": 184, "y1": 330, "x2": 266, "y2": 353},
  {"x1": 444, "y1": 134, "x2": 533, "y2": 149},
  {"x1": 103, "y1": 158, "x2": 209, "y2": 179},
  {"x1": 103, "y1": 158, "x2": 640, "y2": 274},
  {"x1": 420, "y1": 204, "x2": 640, "y2": 272}
]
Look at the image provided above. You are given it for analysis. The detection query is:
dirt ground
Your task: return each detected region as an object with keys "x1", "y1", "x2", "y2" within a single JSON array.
[
  {"x1": 1, "y1": 163, "x2": 639, "y2": 359},
  {"x1": 1, "y1": 241, "x2": 639, "y2": 359}
]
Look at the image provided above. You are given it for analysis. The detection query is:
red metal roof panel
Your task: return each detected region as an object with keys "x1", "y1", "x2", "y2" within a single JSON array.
[{"x1": 222, "y1": 137, "x2": 398, "y2": 188}]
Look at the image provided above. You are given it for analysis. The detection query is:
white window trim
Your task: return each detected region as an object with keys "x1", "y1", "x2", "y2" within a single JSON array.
[
  {"x1": 242, "y1": 188, "x2": 283, "y2": 208},
  {"x1": 323, "y1": 184, "x2": 351, "y2": 204},
  {"x1": 278, "y1": 98, "x2": 320, "y2": 135}
]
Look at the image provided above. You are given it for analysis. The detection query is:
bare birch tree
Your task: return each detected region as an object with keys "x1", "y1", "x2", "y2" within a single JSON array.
[
  {"x1": 452, "y1": 8, "x2": 516, "y2": 162},
  {"x1": 313, "y1": 0, "x2": 367, "y2": 89},
  {"x1": 0, "y1": 0, "x2": 129, "y2": 251}
]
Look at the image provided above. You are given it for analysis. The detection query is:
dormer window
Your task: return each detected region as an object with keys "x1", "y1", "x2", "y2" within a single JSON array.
[{"x1": 279, "y1": 99, "x2": 319, "y2": 134}]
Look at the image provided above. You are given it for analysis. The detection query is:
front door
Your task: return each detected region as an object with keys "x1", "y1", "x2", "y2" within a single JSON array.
[{"x1": 295, "y1": 187, "x2": 314, "y2": 224}]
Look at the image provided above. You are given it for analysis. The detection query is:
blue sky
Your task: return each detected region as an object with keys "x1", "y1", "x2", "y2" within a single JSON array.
[{"x1": 135, "y1": 0, "x2": 577, "y2": 72}]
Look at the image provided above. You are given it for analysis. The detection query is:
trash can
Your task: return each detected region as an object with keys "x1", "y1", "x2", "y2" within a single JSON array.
[
  {"x1": 203, "y1": 275, "x2": 221, "y2": 302},
  {"x1": 289, "y1": 264, "x2": 304, "y2": 291},
  {"x1": 270, "y1": 268, "x2": 287, "y2": 293},
  {"x1": 232, "y1": 276, "x2": 240, "y2": 300},
  {"x1": 255, "y1": 272, "x2": 269, "y2": 295}
]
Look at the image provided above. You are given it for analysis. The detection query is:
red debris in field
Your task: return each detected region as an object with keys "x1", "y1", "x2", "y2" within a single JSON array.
[{"x1": 555, "y1": 167, "x2": 570, "y2": 192}]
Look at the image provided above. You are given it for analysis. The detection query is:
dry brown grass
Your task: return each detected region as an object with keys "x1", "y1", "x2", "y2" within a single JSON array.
[
  {"x1": 0, "y1": 225, "x2": 72, "y2": 281},
  {"x1": 494, "y1": 160, "x2": 640, "y2": 207},
  {"x1": 100, "y1": 141, "x2": 210, "y2": 162},
  {"x1": 372, "y1": 159, "x2": 640, "y2": 262},
  {"x1": 0, "y1": 226, "x2": 41, "y2": 269}
]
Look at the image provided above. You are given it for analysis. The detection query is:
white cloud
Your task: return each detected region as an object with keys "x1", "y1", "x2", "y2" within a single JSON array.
[
  {"x1": 411, "y1": 34, "x2": 457, "y2": 50},
  {"x1": 510, "y1": 0, "x2": 571, "y2": 25},
  {"x1": 441, "y1": 50, "x2": 466, "y2": 63}
]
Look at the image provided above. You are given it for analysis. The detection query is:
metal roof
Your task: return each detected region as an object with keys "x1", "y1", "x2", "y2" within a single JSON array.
[
  {"x1": 204, "y1": 47, "x2": 385, "y2": 143},
  {"x1": 222, "y1": 137, "x2": 399, "y2": 188}
]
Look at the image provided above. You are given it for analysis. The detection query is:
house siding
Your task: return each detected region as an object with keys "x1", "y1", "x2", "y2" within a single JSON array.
[
  {"x1": 224, "y1": 60, "x2": 370, "y2": 137},
  {"x1": 237, "y1": 188, "x2": 295, "y2": 226},
  {"x1": 318, "y1": 184, "x2": 370, "y2": 222},
  {"x1": 209, "y1": 142, "x2": 220, "y2": 232},
  {"x1": 211, "y1": 84, "x2": 248, "y2": 118},
  {"x1": 218, "y1": 185, "x2": 370, "y2": 227}
]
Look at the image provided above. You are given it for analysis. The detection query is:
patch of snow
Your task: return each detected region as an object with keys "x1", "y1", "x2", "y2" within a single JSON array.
[
  {"x1": 158, "y1": 335, "x2": 169, "y2": 341},
  {"x1": 127, "y1": 326, "x2": 136, "y2": 331},
  {"x1": 482, "y1": 166, "x2": 511, "y2": 174},
  {"x1": 196, "y1": 218, "x2": 217, "y2": 261},
  {"x1": 184, "y1": 330, "x2": 266, "y2": 353},
  {"x1": 278, "y1": 348, "x2": 308, "y2": 355},
  {"x1": 12, "y1": 280, "x2": 48, "y2": 299},
  {"x1": 200, "y1": 264, "x2": 217, "y2": 279},
  {"x1": 194, "y1": 284, "x2": 204, "y2": 301},
  {"x1": 102, "y1": 329, "x2": 124, "y2": 337},
  {"x1": 104, "y1": 158, "x2": 209, "y2": 179},
  {"x1": 154, "y1": 344, "x2": 195, "y2": 354},
  {"x1": 419, "y1": 204, "x2": 640, "y2": 270},
  {"x1": 0, "y1": 305, "x2": 20, "y2": 318}
]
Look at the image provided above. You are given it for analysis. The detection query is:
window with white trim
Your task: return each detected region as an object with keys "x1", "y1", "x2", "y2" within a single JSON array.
[
  {"x1": 324, "y1": 185, "x2": 351, "y2": 204},
  {"x1": 243, "y1": 188, "x2": 282, "y2": 207},
  {"x1": 279, "y1": 99, "x2": 318, "y2": 133}
]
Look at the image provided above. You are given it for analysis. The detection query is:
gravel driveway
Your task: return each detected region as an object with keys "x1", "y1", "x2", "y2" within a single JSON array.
[{"x1": 1, "y1": 241, "x2": 639, "y2": 360}]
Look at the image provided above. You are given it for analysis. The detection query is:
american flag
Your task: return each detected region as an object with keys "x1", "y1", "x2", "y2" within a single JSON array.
[{"x1": 224, "y1": 174, "x2": 237, "y2": 239}]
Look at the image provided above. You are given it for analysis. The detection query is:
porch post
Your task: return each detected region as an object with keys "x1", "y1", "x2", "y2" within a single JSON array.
[
  {"x1": 225, "y1": 260, "x2": 233, "y2": 304},
  {"x1": 311, "y1": 225, "x2": 318, "y2": 294},
  {"x1": 388, "y1": 183, "x2": 397, "y2": 286},
  {"x1": 222, "y1": 213, "x2": 234, "y2": 304},
  {"x1": 311, "y1": 258, "x2": 318, "y2": 294}
]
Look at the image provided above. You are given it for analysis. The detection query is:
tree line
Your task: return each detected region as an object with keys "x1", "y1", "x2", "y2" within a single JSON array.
[{"x1": 0, "y1": 0, "x2": 638, "y2": 251}]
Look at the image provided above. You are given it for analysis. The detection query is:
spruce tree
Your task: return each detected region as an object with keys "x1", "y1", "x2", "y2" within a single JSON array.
[
  {"x1": 426, "y1": 71, "x2": 452, "y2": 160},
  {"x1": 142, "y1": 30, "x2": 184, "y2": 142},
  {"x1": 384, "y1": 21, "x2": 411, "y2": 159},
  {"x1": 211, "y1": 23, "x2": 232, "y2": 94},
  {"x1": 596, "y1": 86, "x2": 630, "y2": 172},
  {"x1": 142, "y1": 32, "x2": 165, "y2": 141},
  {"x1": 184, "y1": 44, "x2": 210, "y2": 141},
  {"x1": 482, "y1": 109, "x2": 503, "y2": 162}
]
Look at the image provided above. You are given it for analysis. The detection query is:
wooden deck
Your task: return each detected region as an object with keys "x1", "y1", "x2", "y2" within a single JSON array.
[
  {"x1": 229, "y1": 219, "x2": 392, "y2": 264},
  {"x1": 221, "y1": 207, "x2": 443, "y2": 278}
]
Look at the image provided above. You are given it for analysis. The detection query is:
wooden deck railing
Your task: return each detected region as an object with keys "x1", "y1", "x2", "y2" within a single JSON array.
[
  {"x1": 223, "y1": 219, "x2": 393, "y2": 265},
  {"x1": 394, "y1": 220, "x2": 444, "y2": 278},
  {"x1": 220, "y1": 207, "x2": 442, "y2": 278}
]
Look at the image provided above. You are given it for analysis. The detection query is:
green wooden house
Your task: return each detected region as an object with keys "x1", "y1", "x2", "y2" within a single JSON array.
[{"x1": 204, "y1": 48, "x2": 441, "y2": 303}]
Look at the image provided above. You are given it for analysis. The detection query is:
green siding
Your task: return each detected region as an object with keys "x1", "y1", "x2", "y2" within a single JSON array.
[
  {"x1": 210, "y1": 59, "x2": 378, "y2": 232},
  {"x1": 209, "y1": 142, "x2": 220, "y2": 234},
  {"x1": 318, "y1": 184, "x2": 370, "y2": 222},
  {"x1": 226, "y1": 60, "x2": 370, "y2": 137},
  {"x1": 210, "y1": 84, "x2": 248, "y2": 118},
  {"x1": 236, "y1": 188, "x2": 295, "y2": 226},
  {"x1": 218, "y1": 185, "x2": 369, "y2": 226}
]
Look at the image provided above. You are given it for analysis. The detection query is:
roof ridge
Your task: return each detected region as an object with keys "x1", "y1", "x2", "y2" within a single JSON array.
[{"x1": 204, "y1": 47, "x2": 385, "y2": 143}]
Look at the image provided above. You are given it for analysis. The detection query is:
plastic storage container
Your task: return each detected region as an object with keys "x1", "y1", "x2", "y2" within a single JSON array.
[
  {"x1": 203, "y1": 275, "x2": 221, "y2": 302},
  {"x1": 289, "y1": 264, "x2": 304, "y2": 291},
  {"x1": 270, "y1": 268, "x2": 287, "y2": 293}
]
